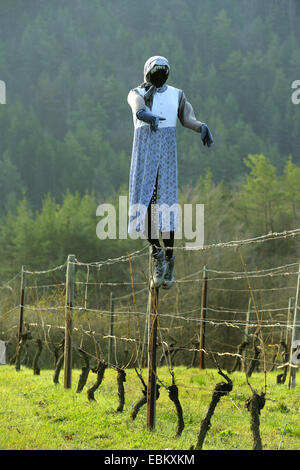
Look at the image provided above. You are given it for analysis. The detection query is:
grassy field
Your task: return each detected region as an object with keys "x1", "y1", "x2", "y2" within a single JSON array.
[{"x1": 0, "y1": 365, "x2": 299, "y2": 451}]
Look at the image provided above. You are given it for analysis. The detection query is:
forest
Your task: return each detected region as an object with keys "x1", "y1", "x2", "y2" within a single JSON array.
[
  {"x1": 0, "y1": 0, "x2": 300, "y2": 278},
  {"x1": 1, "y1": 3, "x2": 300, "y2": 454}
]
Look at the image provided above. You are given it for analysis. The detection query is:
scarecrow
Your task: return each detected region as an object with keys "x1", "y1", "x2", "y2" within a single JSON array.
[{"x1": 127, "y1": 56, "x2": 213, "y2": 289}]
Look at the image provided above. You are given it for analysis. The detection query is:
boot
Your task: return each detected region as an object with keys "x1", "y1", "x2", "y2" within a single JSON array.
[
  {"x1": 162, "y1": 255, "x2": 175, "y2": 289},
  {"x1": 151, "y1": 248, "x2": 167, "y2": 288}
]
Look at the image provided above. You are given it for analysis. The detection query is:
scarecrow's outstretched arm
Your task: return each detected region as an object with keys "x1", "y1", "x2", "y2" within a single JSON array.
[
  {"x1": 178, "y1": 91, "x2": 203, "y2": 133},
  {"x1": 178, "y1": 91, "x2": 213, "y2": 147}
]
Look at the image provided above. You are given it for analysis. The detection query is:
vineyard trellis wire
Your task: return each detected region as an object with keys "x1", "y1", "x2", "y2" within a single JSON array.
[{"x1": 0, "y1": 226, "x2": 300, "y2": 442}]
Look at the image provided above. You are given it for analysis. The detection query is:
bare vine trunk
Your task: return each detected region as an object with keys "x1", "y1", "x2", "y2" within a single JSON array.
[
  {"x1": 76, "y1": 348, "x2": 90, "y2": 393},
  {"x1": 116, "y1": 368, "x2": 126, "y2": 412},
  {"x1": 192, "y1": 370, "x2": 233, "y2": 450},
  {"x1": 32, "y1": 339, "x2": 42, "y2": 375},
  {"x1": 245, "y1": 391, "x2": 266, "y2": 450},
  {"x1": 168, "y1": 384, "x2": 184, "y2": 437},
  {"x1": 87, "y1": 360, "x2": 107, "y2": 401}
]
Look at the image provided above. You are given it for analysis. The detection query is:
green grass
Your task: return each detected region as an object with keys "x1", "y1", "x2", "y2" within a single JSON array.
[{"x1": 0, "y1": 365, "x2": 299, "y2": 450}]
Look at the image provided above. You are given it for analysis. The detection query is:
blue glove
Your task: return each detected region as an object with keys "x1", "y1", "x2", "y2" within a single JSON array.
[
  {"x1": 201, "y1": 124, "x2": 214, "y2": 147},
  {"x1": 136, "y1": 109, "x2": 166, "y2": 132}
]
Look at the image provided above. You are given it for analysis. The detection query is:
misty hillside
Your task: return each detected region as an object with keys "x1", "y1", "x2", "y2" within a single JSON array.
[
  {"x1": 0, "y1": 0, "x2": 300, "y2": 276},
  {"x1": 0, "y1": 0, "x2": 300, "y2": 212}
]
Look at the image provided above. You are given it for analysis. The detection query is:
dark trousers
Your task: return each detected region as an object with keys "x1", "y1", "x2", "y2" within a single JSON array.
[{"x1": 146, "y1": 171, "x2": 174, "y2": 259}]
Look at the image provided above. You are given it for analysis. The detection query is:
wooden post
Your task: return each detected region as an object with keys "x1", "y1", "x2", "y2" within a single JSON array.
[
  {"x1": 143, "y1": 248, "x2": 152, "y2": 368},
  {"x1": 199, "y1": 265, "x2": 208, "y2": 370},
  {"x1": 245, "y1": 298, "x2": 252, "y2": 341},
  {"x1": 64, "y1": 254, "x2": 76, "y2": 389},
  {"x1": 16, "y1": 265, "x2": 25, "y2": 371},
  {"x1": 108, "y1": 291, "x2": 114, "y2": 367},
  {"x1": 288, "y1": 264, "x2": 300, "y2": 389},
  {"x1": 142, "y1": 297, "x2": 150, "y2": 369},
  {"x1": 244, "y1": 297, "x2": 252, "y2": 362},
  {"x1": 286, "y1": 297, "x2": 294, "y2": 346},
  {"x1": 147, "y1": 247, "x2": 159, "y2": 431}
]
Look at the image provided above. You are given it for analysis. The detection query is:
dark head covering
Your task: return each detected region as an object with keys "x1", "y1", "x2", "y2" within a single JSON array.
[{"x1": 141, "y1": 56, "x2": 170, "y2": 109}]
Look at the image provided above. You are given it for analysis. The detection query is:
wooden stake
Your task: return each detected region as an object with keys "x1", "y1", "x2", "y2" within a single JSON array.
[
  {"x1": 16, "y1": 265, "x2": 25, "y2": 371},
  {"x1": 146, "y1": 246, "x2": 159, "y2": 430},
  {"x1": 288, "y1": 263, "x2": 300, "y2": 389},
  {"x1": 245, "y1": 298, "x2": 252, "y2": 341},
  {"x1": 64, "y1": 254, "x2": 76, "y2": 389},
  {"x1": 199, "y1": 265, "x2": 208, "y2": 370},
  {"x1": 108, "y1": 292, "x2": 114, "y2": 367},
  {"x1": 286, "y1": 297, "x2": 294, "y2": 346},
  {"x1": 244, "y1": 297, "x2": 252, "y2": 363}
]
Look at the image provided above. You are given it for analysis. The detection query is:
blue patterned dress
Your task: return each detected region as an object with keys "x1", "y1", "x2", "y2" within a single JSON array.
[{"x1": 128, "y1": 86, "x2": 180, "y2": 235}]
